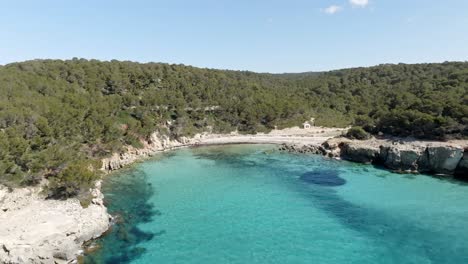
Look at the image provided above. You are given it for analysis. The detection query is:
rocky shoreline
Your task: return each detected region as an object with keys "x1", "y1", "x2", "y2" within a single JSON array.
[
  {"x1": 0, "y1": 182, "x2": 111, "y2": 264},
  {"x1": 279, "y1": 137, "x2": 468, "y2": 177},
  {"x1": 101, "y1": 132, "x2": 199, "y2": 171}
]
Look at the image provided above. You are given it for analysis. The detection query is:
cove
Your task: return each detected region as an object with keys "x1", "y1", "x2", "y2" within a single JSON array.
[{"x1": 84, "y1": 144, "x2": 468, "y2": 263}]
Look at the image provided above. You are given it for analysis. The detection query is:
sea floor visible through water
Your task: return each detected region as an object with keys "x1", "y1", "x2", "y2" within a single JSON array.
[{"x1": 84, "y1": 144, "x2": 468, "y2": 264}]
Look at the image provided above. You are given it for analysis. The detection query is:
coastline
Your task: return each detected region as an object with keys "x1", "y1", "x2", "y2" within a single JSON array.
[
  {"x1": 0, "y1": 126, "x2": 345, "y2": 264},
  {"x1": 280, "y1": 137, "x2": 468, "y2": 177},
  {"x1": 0, "y1": 181, "x2": 111, "y2": 264},
  {"x1": 101, "y1": 127, "x2": 346, "y2": 172},
  {"x1": 2, "y1": 126, "x2": 467, "y2": 263}
]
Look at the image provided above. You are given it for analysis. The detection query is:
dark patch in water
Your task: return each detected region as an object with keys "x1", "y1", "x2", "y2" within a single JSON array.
[
  {"x1": 104, "y1": 247, "x2": 147, "y2": 264},
  {"x1": 300, "y1": 170, "x2": 346, "y2": 186},
  {"x1": 129, "y1": 227, "x2": 155, "y2": 241},
  {"x1": 154, "y1": 230, "x2": 167, "y2": 236},
  {"x1": 193, "y1": 151, "x2": 276, "y2": 173},
  {"x1": 403, "y1": 174, "x2": 417, "y2": 180},
  {"x1": 195, "y1": 151, "x2": 259, "y2": 168},
  {"x1": 297, "y1": 181, "x2": 468, "y2": 263},
  {"x1": 84, "y1": 169, "x2": 160, "y2": 263}
]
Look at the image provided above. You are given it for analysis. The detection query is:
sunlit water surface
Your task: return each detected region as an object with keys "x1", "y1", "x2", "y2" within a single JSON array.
[{"x1": 85, "y1": 144, "x2": 468, "y2": 264}]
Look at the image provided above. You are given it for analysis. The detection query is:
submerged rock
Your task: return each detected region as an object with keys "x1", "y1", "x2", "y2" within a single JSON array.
[{"x1": 300, "y1": 170, "x2": 346, "y2": 186}]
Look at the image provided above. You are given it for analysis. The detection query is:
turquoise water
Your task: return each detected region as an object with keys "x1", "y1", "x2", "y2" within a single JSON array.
[{"x1": 85, "y1": 144, "x2": 468, "y2": 264}]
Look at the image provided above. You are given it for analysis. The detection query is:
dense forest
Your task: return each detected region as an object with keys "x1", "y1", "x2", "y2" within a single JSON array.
[{"x1": 0, "y1": 59, "x2": 467, "y2": 198}]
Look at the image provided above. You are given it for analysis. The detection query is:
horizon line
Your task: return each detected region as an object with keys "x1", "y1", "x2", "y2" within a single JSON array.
[{"x1": 1, "y1": 57, "x2": 467, "y2": 75}]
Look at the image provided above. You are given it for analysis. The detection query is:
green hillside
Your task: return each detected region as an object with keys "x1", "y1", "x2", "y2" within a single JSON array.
[{"x1": 0, "y1": 59, "x2": 467, "y2": 198}]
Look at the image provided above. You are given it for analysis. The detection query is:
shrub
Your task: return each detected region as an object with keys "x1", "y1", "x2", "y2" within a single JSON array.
[
  {"x1": 346, "y1": 126, "x2": 371, "y2": 140},
  {"x1": 46, "y1": 161, "x2": 99, "y2": 199}
]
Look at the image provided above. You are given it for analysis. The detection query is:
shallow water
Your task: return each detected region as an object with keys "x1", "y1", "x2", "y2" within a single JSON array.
[{"x1": 85, "y1": 144, "x2": 468, "y2": 264}]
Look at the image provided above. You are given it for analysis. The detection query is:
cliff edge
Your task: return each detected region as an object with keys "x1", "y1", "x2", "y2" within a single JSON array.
[
  {"x1": 0, "y1": 182, "x2": 111, "y2": 264},
  {"x1": 280, "y1": 137, "x2": 468, "y2": 177}
]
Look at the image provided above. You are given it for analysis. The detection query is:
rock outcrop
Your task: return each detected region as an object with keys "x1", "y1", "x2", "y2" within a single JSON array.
[
  {"x1": 101, "y1": 132, "x2": 206, "y2": 171},
  {"x1": 0, "y1": 182, "x2": 111, "y2": 264},
  {"x1": 380, "y1": 145, "x2": 426, "y2": 172},
  {"x1": 426, "y1": 146, "x2": 464, "y2": 174},
  {"x1": 279, "y1": 137, "x2": 468, "y2": 176},
  {"x1": 278, "y1": 143, "x2": 327, "y2": 155},
  {"x1": 340, "y1": 143, "x2": 380, "y2": 164}
]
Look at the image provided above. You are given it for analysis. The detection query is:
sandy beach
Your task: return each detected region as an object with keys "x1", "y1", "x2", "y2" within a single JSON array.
[{"x1": 197, "y1": 127, "x2": 346, "y2": 146}]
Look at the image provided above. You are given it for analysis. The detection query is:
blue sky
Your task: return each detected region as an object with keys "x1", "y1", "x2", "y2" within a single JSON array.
[{"x1": 1, "y1": 0, "x2": 468, "y2": 73}]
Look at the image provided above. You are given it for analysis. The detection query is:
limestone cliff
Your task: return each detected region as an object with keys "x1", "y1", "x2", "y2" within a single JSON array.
[
  {"x1": 426, "y1": 146, "x2": 464, "y2": 174},
  {"x1": 380, "y1": 145, "x2": 425, "y2": 171},
  {"x1": 101, "y1": 132, "x2": 206, "y2": 172},
  {"x1": 340, "y1": 143, "x2": 380, "y2": 164},
  {"x1": 281, "y1": 137, "x2": 468, "y2": 177},
  {"x1": 0, "y1": 182, "x2": 110, "y2": 264}
]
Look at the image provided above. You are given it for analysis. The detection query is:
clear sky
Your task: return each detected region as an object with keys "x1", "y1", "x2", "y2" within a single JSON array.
[{"x1": 1, "y1": 0, "x2": 468, "y2": 73}]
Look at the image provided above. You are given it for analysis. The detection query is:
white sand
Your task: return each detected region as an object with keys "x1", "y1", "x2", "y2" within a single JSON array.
[{"x1": 197, "y1": 126, "x2": 346, "y2": 146}]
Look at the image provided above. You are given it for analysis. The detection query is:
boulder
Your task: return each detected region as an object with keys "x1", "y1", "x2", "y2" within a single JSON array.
[
  {"x1": 380, "y1": 146, "x2": 424, "y2": 171},
  {"x1": 322, "y1": 140, "x2": 342, "y2": 157},
  {"x1": 426, "y1": 146, "x2": 464, "y2": 174},
  {"x1": 340, "y1": 143, "x2": 380, "y2": 164}
]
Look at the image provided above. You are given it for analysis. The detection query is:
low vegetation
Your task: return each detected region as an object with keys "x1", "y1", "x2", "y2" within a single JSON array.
[
  {"x1": 345, "y1": 126, "x2": 371, "y2": 140},
  {"x1": 0, "y1": 59, "x2": 466, "y2": 197}
]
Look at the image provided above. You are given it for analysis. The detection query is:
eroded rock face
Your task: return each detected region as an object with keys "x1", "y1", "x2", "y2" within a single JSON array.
[
  {"x1": 337, "y1": 140, "x2": 465, "y2": 175},
  {"x1": 426, "y1": 146, "x2": 464, "y2": 174},
  {"x1": 278, "y1": 143, "x2": 327, "y2": 155},
  {"x1": 101, "y1": 132, "x2": 206, "y2": 172},
  {"x1": 380, "y1": 146, "x2": 425, "y2": 172},
  {"x1": 0, "y1": 182, "x2": 111, "y2": 264},
  {"x1": 340, "y1": 143, "x2": 380, "y2": 164},
  {"x1": 284, "y1": 138, "x2": 467, "y2": 176}
]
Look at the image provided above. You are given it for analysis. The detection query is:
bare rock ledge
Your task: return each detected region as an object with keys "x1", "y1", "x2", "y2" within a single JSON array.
[
  {"x1": 280, "y1": 137, "x2": 468, "y2": 177},
  {"x1": 0, "y1": 182, "x2": 111, "y2": 264}
]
